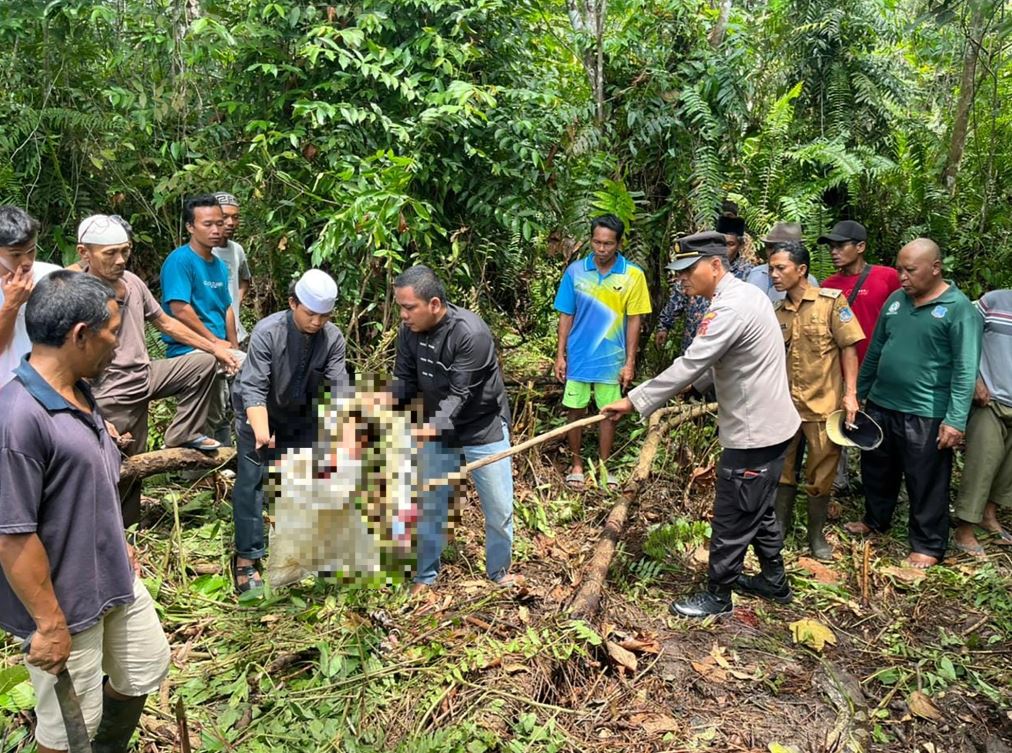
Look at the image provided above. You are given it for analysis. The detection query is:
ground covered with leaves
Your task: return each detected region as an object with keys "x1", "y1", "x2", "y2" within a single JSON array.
[{"x1": 2, "y1": 397, "x2": 1010, "y2": 753}]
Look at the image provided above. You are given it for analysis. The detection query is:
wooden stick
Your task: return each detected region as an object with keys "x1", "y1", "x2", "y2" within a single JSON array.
[
  {"x1": 421, "y1": 413, "x2": 610, "y2": 491},
  {"x1": 861, "y1": 540, "x2": 871, "y2": 607},
  {"x1": 120, "y1": 447, "x2": 237, "y2": 483},
  {"x1": 567, "y1": 402, "x2": 717, "y2": 618}
]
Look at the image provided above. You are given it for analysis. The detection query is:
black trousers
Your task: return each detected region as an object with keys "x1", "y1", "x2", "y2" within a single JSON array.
[
  {"x1": 708, "y1": 439, "x2": 790, "y2": 591},
  {"x1": 860, "y1": 402, "x2": 952, "y2": 559}
]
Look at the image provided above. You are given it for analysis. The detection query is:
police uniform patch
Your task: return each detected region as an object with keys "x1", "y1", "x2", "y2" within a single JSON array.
[
  {"x1": 839, "y1": 307, "x2": 854, "y2": 323},
  {"x1": 696, "y1": 311, "x2": 717, "y2": 336},
  {"x1": 887, "y1": 301, "x2": 901, "y2": 315},
  {"x1": 931, "y1": 305, "x2": 947, "y2": 319}
]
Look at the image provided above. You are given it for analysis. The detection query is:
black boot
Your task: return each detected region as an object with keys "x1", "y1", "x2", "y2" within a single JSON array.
[
  {"x1": 92, "y1": 692, "x2": 148, "y2": 753},
  {"x1": 807, "y1": 495, "x2": 834, "y2": 561},
  {"x1": 734, "y1": 556, "x2": 793, "y2": 604},
  {"x1": 774, "y1": 485, "x2": 796, "y2": 540},
  {"x1": 670, "y1": 586, "x2": 732, "y2": 618}
]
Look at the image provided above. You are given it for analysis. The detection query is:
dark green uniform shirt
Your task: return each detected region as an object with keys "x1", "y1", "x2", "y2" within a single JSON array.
[{"x1": 857, "y1": 284, "x2": 982, "y2": 431}]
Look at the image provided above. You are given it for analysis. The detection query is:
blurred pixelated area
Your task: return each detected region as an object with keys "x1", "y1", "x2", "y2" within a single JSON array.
[{"x1": 266, "y1": 385, "x2": 425, "y2": 588}]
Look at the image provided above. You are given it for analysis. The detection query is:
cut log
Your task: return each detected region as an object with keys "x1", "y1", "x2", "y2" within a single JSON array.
[
  {"x1": 120, "y1": 447, "x2": 237, "y2": 483},
  {"x1": 567, "y1": 402, "x2": 716, "y2": 618}
]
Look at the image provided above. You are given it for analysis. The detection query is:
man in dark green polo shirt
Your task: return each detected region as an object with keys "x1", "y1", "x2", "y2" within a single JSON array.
[{"x1": 845, "y1": 238, "x2": 982, "y2": 568}]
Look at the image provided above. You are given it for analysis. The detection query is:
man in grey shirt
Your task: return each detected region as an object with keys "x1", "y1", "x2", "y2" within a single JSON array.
[
  {"x1": 953, "y1": 288, "x2": 1012, "y2": 555},
  {"x1": 603, "y1": 231, "x2": 801, "y2": 617},
  {"x1": 0, "y1": 271, "x2": 169, "y2": 752},
  {"x1": 229, "y1": 269, "x2": 349, "y2": 593}
]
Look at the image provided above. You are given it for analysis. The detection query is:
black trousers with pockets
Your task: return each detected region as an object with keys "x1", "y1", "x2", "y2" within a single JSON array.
[
  {"x1": 708, "y1": 439, "x2": 791, "y2": 591},
  {"x1": 860, "y1": 402, "x2": 952, "y2": 559}
]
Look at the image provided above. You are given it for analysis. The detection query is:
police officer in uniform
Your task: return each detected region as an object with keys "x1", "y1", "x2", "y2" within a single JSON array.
[
  {"x1": 769, "y1": 242, "x2": 865, "y2": 561},
  {"x1": 603, "y1": 231, "x2": 801, "y2": 617}
]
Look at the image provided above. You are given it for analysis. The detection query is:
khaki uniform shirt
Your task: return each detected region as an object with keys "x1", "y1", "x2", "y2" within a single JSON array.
[
  {"x1": 774, "y1": 287, "x2": 865, "y2": 421},
  {"x1": 630, "y1": 274, "x2": 800, "y2": 450}
]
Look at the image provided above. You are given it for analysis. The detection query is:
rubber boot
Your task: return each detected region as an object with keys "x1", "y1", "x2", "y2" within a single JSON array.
[
  {"x1": 774, "y1": 485, "x2": 796, "y2": 540},
  {"x1": 734, "y1": 555, "x2": 793, "y2": 604},
  {"x1": 807, "y1": 495, "x2": 834, "y2": 561},
  {"x1": 91, "y1": 692, "x2": 148, "y2": 753}
]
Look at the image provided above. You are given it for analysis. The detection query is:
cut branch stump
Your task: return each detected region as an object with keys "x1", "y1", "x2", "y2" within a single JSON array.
[{"x1": 120, "y1": 447, "x2": 237, "y2": 483}]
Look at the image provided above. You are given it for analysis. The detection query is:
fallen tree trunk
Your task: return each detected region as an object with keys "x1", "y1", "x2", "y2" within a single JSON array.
[
  {"x1": 120, "y1": 447, "x2": 237, "y2": 483},
  {"x1": 567, "y1": 401, "x2": 716, "y2": 618}
]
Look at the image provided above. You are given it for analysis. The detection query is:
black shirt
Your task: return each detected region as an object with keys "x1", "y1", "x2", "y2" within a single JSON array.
[
  {"x1": 391, "y1": 304, "x2": 510, "y2": 446},
  {"x1": 232, "y1": 310, "x2": 349, "y2": 440}
]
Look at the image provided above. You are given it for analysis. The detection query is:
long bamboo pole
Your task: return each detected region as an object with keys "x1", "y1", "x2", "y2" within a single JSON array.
[{"x1": 420, "y1": 413, "x2": 610, "y2": 491}]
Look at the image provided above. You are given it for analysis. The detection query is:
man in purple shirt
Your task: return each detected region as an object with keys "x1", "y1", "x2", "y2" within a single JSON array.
[{"x1": 0, "y1": 272, "x2": 169, "y2": 753}]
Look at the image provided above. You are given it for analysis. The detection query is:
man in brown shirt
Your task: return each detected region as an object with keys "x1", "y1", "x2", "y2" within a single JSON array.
[
  {"x1": 76, "y1": 215, "x2": 238, "y2": 525},
  {"x1": 770, "y1": 242, "x2": 865, "y2": 560}
]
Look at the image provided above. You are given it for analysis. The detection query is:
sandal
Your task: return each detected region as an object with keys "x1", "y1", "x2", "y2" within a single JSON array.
[
  {"x1": 565, "y1": 472, "x2": 585, "y2": 490},
  {"x1": 179, "y1": 434, "x2": 222, "y2": 454},
  {"x1": 231, "y1": 554, "x2": 263, "y2": 595}
]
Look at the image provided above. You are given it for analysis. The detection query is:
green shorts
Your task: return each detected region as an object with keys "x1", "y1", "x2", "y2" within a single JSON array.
[{"x1": 562, "y1": 380, "x2": 622, "y2": 410}]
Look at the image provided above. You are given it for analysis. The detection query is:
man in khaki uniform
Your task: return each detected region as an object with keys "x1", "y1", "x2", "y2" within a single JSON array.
[
  {"x1": 770, "y1": 242, "x2": 865, "y2": 560},
  {"x1": 603, "y1": 231, "x2": 801, "y2": 618}
]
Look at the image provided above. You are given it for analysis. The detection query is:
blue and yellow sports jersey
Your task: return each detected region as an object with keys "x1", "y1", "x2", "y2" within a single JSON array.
[{"x1": 554, "y1": 254, "x2": 652, "y2": 383}]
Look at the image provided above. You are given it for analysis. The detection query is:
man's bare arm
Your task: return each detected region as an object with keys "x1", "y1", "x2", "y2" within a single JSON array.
[
  {"x1": 152, "y1": 313, "x2": 238, "y2": 372},
  {"x1": 0, "y1": 533, "x2": 70, "y2": 673}
]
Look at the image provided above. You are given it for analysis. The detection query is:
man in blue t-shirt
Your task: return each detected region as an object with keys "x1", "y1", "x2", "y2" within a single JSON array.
[
  {"x1": 161, "y1": 195, "x2": 241, "y2": 444},
  {"x1": 554, "y1": 214, "x2": 652, "y2": 489}
]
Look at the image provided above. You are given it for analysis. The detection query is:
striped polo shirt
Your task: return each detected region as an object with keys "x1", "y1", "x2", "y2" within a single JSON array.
[{"x1": 977, "y1": 290, "x2": 1012, "y2": 407}]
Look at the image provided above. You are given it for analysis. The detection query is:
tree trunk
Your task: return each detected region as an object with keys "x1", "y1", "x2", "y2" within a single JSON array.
[
  {"x1": 120, "y1": 447, "x2": 236, "y2": 483},
  {"x1": 567, "y1": 402, "x2": 716, "y2": 618},
  {"x1": 942, "y1": 4, "x2": 989, "y2": 193},
  {"x1": 708, "y1": 0, "x2": 732, "y2": 48},
  {"x1": 567, "y1": 0, "x2": 607, "y2": 123}
]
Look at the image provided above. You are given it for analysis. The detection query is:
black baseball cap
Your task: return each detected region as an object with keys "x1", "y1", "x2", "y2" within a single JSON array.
[
  {"x1": 666, "y1": 231, "x2": 729, "y2": 272},
  {"x1": 716, "y1": 215, "x2": 746, "y2": 236},
  {"x1": 818, "y1": 220, "x2": 867, "y2": 245}
]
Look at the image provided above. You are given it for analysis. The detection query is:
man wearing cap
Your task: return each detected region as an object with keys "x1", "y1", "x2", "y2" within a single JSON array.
[
  {"x1": 0, "y1": 206, "x2": 61, "y2": 388},
  {"x1": 846, "y1": 238, "x2": 981, "y2": 568},
  {"x1": 603, "y1": 231, "x2": 801, "y2": 617},
  {"x1": 769, "y1": 242, "x2": 865, "y2": 560},
  {"x1": 391, "y1": 265, "x2": 523, "y2": 592},
  {"x1": 746, "y1": 222, "x2": 817, "y2": 302},
  {"x1": 655, "y1": 216, "x2": 754, "y2": 353},
  {"x1": 76, "y1": 214, "x2": 239, "y2": 526},
  {"x1": 554, "y1": 214, "x2": 651, "y2": 489},
  {"x1": 818, "y1": 220, "x2": 901, "y2": 494},
  {"x1": 952, "y1": 288, "x2": 1012, "y2": 555},
  {"x1": 230, "y1": 269, "x2": 349, "y2": 593},
  {"x1": 208, "y1": 192, "x2": 254, "y2": 446},
  {"x1": 0, "y1": 271, "x2": 170, "y2": 753}
]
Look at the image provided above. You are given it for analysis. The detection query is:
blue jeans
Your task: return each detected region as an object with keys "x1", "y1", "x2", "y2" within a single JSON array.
[{"x1": 414, "y1": 421, "x2": 514, "y2": 584}]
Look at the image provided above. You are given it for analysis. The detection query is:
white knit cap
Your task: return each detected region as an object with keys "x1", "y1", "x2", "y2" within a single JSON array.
[
  {"x1": 77, "y1": 215, "x2": 129, "y2": 246},
  {"x1": 294, "y1": 269, "x2": 338, "y2": 314}
]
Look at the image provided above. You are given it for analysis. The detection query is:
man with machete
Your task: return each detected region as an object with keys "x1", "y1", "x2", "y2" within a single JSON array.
[
  {"x1": 389, "y1": 265, "x2": 523, "y2": 594},
  {"x1": 602, "y1": 231, "x2": 801, "y2": 618},
  {"x1": 0, "y1": 272, "x2": 170, "y2": 752}
]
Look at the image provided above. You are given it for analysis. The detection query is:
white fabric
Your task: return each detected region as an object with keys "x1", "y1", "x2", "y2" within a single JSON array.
[
  {"x1": 77, "y1": 215, "x2": 128, "y2": 245},
  {"x1": 212, "y1": 239, "x2": 250, "y2": 342},
  {"x1": 267, "y1": 394, "x2": 417, "y2": 588},
  {"x1": 25, "y1": 578, "x2": 169, "y2": 750},
  {"x1": 0, "y1": 261, "x2": 61, "y2": 387},
  {"x1": 294, "y1": 269, "x2": 337, "y2": 315}
]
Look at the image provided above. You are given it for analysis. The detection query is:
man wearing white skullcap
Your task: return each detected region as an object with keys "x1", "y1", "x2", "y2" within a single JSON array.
[
  {"x1": 76, "y1": 213, "x2": 240, "y2": 526},
  {"x1": 228, "y1": 269, "x2": 349, "y2": 593},
  {"x1": 0, "y1": 206, "x2": 61, "y2": 388}
]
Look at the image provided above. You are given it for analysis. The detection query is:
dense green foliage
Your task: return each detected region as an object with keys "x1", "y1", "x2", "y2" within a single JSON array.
[{"x1": 2, "y1": 0, "x2": 1011, "y2": 350}]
